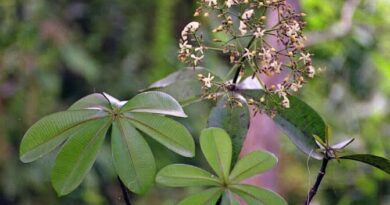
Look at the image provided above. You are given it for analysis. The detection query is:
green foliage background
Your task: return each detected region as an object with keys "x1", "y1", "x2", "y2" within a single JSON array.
[{"x1": 0, "y1": 0, "x2": 388, "y2": 204}]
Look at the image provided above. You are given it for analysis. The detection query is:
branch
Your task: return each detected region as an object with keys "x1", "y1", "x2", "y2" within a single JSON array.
[
  {"x1": 305, "y1": 0, "x2": 360, "y2": 46},
  {"x1": 303, "y1": 157, "x2": 329, "y2": 205},
  {"x1": 118, "y1": 177, "x2": 132, "y2": 205},
  {"x1": 230, "y1": 36, "x2": 256, "y2": 85}
]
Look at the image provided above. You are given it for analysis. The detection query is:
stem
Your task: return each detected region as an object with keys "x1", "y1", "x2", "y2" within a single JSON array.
[
  {"x1": 216, "y1": 195, "x2": 222, "y2": 205},
  {"x1": 224, "y1": 36, "x2": 257, "y2": 83},
  {"x1": 232, "y1": 65, "x2": 242, "y2": 85},
  {"x1": 118, "y1": 176, "x2": 132, "y2": 205},
  {"x1": 304, "y1": 157, "x2": 329, "y2": 205}
]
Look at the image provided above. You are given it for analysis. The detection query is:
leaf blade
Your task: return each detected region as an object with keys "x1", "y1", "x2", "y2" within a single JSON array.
[
  {"x1": 124, "y1": 112, "x2": 195, "y2": 157},
  {"x1": 340, "y1": 154, "x2": 390, "y2": 174},
  {"x1": 273, "y1": 95, "x2": 326, "y2": 159},
  {"x1": 156, "y1": 164, "x2": 221, "y2": 187},
  {"x1": 121, "y1": 91, "x2": 187, "y2": 117},
  {"x1": 200, "y1": 128, "x2": 232, "y2": 181},
  {"x1": 229, "y1": 151, "x2": 277, "y2": 182},
  {"x1": 51, "y1": 118, "x2": 110, "y2": 196},
  {"x1": 208, "y1": 96, "x2": 250, "y2": 165},
  {"x1": 111, "y1": 119, "x2": 156, "y2": 194},
  {"x1": 177, "y1": 188, "x2": 223, "y2": 205},
  {"x1": 229, "y1": 184, "x2": 287, "y2": 205},
  {"x1": 68, "y1": 93, "x2": 111, "y2": 110},
  {"x1": 20, "y1": 110, "x2": 108, "y2": 162},
  {"x1": 243, "y1": 90, "x2": 325, "y2": 159}
]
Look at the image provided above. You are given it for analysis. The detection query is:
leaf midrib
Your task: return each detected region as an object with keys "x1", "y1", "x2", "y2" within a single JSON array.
[
  {"x1": 124, "y1": 116, "x2": 186, "y2": 151},
  {"x1": 210, "y1": 134, "x2": 227, "y2": 181},
  {"x1": 22, "y1": 112, "x2": 108, "y2": 156},
  {"x1": 158, "y1": 174, "x2": 221, "y2": 185},
  {"x1": 60, "y1": 118, "x2": 110, "y2": 193},
  {"x1": 230, "y1": 156, "x2": 270, "y2": 181},
  {"x1": 230, "y1": 185, "x2": 263, "y2": 203},
  {"x1": 116, "y1": 119, "x2": 142, "y2": 191}
]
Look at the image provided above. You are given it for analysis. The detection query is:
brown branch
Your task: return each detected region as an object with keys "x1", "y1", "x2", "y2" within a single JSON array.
[
  {"x1": 303, "y1": 157, "x2": 329, "y2": 205},
  {"x1": 305, "y1": 0, "x2": 361, "y2": 46}
]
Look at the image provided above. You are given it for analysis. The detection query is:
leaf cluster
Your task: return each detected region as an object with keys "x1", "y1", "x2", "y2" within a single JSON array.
[{"x1": 20, "y1": 91, "x2": 195, "y2": 195}]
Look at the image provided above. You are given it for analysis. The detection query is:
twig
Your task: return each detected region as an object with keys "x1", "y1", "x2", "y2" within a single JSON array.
[
  {"x1": 118, "y1": 177, "x2": 132, "y2": 205},
  {"x1": 231, "y1": 36, "x2": 256, "y2": 85},
  {"x1": 303, "y1": 157, "x2": 329, "y2": 205}
]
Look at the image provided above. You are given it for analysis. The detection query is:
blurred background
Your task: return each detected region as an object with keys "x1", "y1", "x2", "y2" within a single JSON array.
[{"x1": 0, "y1": 0, "x2": 389, "y2": 204}]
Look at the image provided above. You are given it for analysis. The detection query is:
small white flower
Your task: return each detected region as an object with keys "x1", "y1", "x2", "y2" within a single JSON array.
[
  {"x1": 195, "y1": 46, "x2": 204, "y2": 54},
  {"x1": 202, "y1": 73, "x2": 215, "y2": 88},
  {"x1": 290, "y1": 82, "x2": 302, "y2": 92},
  {"x1": 275, "y1": 84, "x2": 285, "y2": 97},
  {"x1": 205, "y1": 0, "x2": 217, "y2": 7},
  {"x1": 254, "y1": 27, "x2": 265, "y2": 38},
  {"x1": 179, "y1": 41, "x2": 192, "y2": 50},
  {"x1": 242, "y1": 48, "x2": 254, "y2": 60},
  {"x1": 226, "y1": 0, "x2": 237, "y2": 7},
  {"x1": 241, "y1": 9, "x2": 254, "y2": 20},
  {"x1": 181, "y1": 21, "x2": 200, "y2": 40},
  {"x1": 299, "y1": 52, "x2": 311, "y2": 64},
  {"x1": 307, "y1": 65, "x2": 315, "y2": 78},
  {"x1": 239, "y1": 21, "x2": 247, "y2": 35},
  {"x1": 190, "y1": 54, "x2": 204, "y2": 66},
  {"x1": 179, "y1": 41, "x2": 192, "y2": 54},
  {"x1": 259, "y1": 48, "x2": 272, "y2": 62},
  {"x1": 286, "y1": 21, "x2": 301, "y2": 37},
  {"x1": 270, "y1": 61, "x2": 282, "y2": 73},
  {"x1": 282, "y1": 95, "x2": 290, "y2": 108}
]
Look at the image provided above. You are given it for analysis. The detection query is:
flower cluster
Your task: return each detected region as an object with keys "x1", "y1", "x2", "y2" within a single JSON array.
[{"x1": 179, "y1": 0, "x2": 317, "y2": 109}]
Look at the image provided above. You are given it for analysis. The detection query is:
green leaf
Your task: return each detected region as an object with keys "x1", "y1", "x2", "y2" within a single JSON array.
[
  {"x1": 156, "y1": 164, "x2": 221, "y2": 187},
  {"x1": 200, "y1": 128, "x2": 232, "y2": 181},
  {"x1": 68, "y1": 93, "x2": 111, "y2": 110},
  {"x1": 20, "y1": 110, "x2": 108, "y2": 163},
  {"x1": 208, "y1": 96, "x2": 250, "y2": 165},
  {"x1": 340, "y1": 154, "x2": 390, "y2": 174},
  {"x1": 111, "y1": 119, "x2": 156, "y2": 194},
  {"x1": 229, "y1": 151, "x2": 277, "y2": 182},
  {"x1": 124, "y1": 112, "x2": 195, "y2": 157},
  {"x1": 177, "y1": 187, "x2": 223, "y2": 205},
  {"x1": 244, "y1": 90, "x2": 326, "y2": 159},
  {"x1": 121, "y1": 91, "x2": 187, "y2": 117},
  {"x1": 229, "y1": 184, "x2": 287, "y2": 205},
  {"x1": 51, "y1": 118, "x2": 110, "y2": 196},
  {"x1": 273, "y1": 95, "x2": 326, "y2": 159}
]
